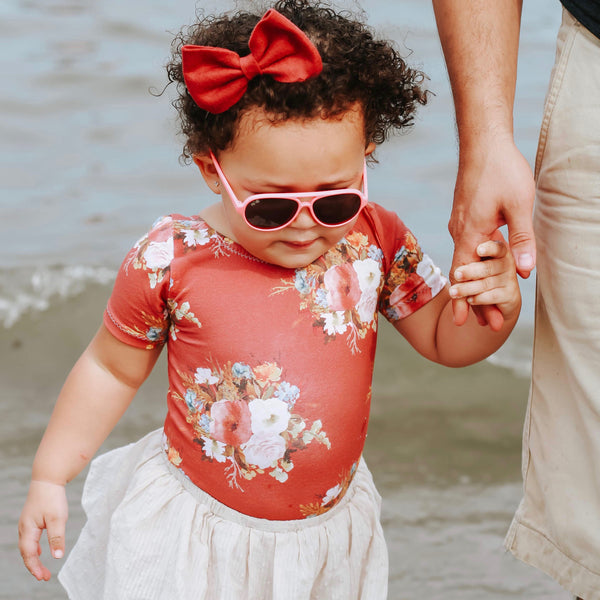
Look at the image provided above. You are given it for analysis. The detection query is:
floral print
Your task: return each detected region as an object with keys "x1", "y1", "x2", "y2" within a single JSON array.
[
  {"x1": 299, "y1": 462, "x2": 358, "y2": 517},
  {"x1": 170, "y1": 360, "x2": 330, "y2": 490},
  {"x1": 126, "y1": 215, "x2": 234, "y2": 289},
  {"x1": 117, "y1": 216, "x2": 237, "y2": 347},
  {"x1": 380, "y1": 237, "x2": 447, "y2": 321},
  {"x1": 272, "y1": 228, "x2": 446, "y2": 354},
  {"x1": 105, "y1": 308, "x2": 170, "y2": 350},
  {"x1": 106, "y1": 207, "x2": 447, "y2": 519},
  {"x1": 273, "y1": 232, "x2": 383, "y2": 354}
]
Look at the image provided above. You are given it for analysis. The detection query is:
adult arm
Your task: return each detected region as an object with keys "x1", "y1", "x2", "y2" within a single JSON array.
[
  {"x1": 432, "y1": 0, "x2": 536, "y2": 326},
  {"x1": 18, "y1": 325, "x2": 162, "y2": 581}
]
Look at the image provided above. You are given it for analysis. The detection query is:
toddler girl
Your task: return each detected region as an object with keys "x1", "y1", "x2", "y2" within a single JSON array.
[{"x1": 19, "y1": 1, "x2": 521, "y2": 599}]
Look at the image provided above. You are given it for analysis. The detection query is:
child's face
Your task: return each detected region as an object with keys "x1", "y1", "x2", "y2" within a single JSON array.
[{"x1": 195, "y1": 105, "x2": 375, "y2": 269}]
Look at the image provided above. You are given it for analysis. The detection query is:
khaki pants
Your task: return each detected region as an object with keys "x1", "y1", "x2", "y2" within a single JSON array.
[{"x1": 505, "y1": 9, "x2": 600, "y2": 600}]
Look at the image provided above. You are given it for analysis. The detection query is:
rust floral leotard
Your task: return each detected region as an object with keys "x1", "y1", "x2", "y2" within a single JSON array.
[{"x1": 103, "y1": 203, "x2": 446, "y2": 520}]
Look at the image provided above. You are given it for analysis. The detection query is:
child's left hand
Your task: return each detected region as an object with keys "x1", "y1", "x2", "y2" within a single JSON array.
[{"x1": 448, "y1": 234, "x2": 521, "y2": 323}]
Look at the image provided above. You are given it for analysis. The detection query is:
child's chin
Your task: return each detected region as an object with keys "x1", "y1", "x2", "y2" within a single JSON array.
[{"x1": 272, "y1": 257, "x2": 315, "y2": 269}]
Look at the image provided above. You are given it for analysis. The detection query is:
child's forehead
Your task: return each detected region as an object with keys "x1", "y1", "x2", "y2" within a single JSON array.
[
  {"x1": 230, "y1": 104, "x2": 367, "y2": 149},
  {"x1": 218, "y1": 105, "x2": 370, "y2": 190}
]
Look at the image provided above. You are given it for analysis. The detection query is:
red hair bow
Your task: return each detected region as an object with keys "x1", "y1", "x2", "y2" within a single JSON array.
[{"x1": 182, "y1": 9, "x2": 322, "y2": 114}]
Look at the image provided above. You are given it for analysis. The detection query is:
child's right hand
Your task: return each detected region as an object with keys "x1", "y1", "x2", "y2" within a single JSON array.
[
  {"x1": 18, "y1": 480, "x2": 68, "y2": 581},
  {"x1": 448, "y1": 233, "x2": 521, "y2": 329}
]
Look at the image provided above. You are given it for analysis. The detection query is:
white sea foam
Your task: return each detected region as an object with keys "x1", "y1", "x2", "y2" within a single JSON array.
[
  {"x1": 487, "y1": 351, "x2": 532, "y2": 380},
  {"x1": 486, "y1": 326, "x2": 534, "y2": 379},
  {"x1": 0, "y1": 265, "x2": 116, "y2": 328}
]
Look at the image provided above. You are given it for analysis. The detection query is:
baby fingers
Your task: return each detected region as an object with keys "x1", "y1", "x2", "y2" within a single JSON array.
[
  {"x1": 453, "y1": 257, "x2": 503, "y2": 285},
  {"x1": 449, "y1": 274, "x2": 505, "y2": 302},
  {"x1": 19, "y1": 520, "x2": 52, "y2": 581}
]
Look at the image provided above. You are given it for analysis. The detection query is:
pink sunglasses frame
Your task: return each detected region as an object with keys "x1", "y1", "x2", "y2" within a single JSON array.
[{"x1": 210, "y1": 151, "x2": 369, "y2": 232}]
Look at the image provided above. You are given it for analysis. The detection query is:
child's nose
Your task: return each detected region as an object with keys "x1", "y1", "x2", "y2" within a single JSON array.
[{"x1": 289, "y1": 206, "x2": 318, "y2": 228}]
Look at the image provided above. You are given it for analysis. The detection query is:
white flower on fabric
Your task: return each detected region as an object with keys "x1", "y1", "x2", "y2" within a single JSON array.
[
  {"x1": 242, "y1": 432, "x2": 286, "y2": 469},
  {"x1": 183, "y1": 228, "x2": 210, "y2": 247},
  {"x1": 356, "y1": 289, "x2": 378, "y2": 323},
  {"x1": 270, "y1": 466, "x2": 289, "y2": 483},
  {"x1": 201, "y1": 436, "x2": 227, "y2": 463},
  {"x1": 321, "y1": 311, "x2": 347, "y2": 335},
  {"x1": 143, "y1": 238, "x2": 174, "y2": 270},
  {"x1": 353, "y1": 258, "x2": 381, "y2": 292},
  {"x1": 248, "y1": 398, "x2": 290, "y2": 435},
  {"x1": 322, "y1": 483, "x2": 343, "y2": 505},
  {"x1": 172, "y1": 301, "x2": 191, "y2": 321},
  {"x1": 194, "y1": 367, "x2": 219, "y2": 385},
  {"x1": 416, "y1": 254, "x2": 447, "y2": 296}
]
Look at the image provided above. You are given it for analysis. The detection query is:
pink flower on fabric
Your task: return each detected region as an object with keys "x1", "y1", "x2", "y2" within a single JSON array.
[
  {"x1": 210, "y1": 399, "x2": 252, "y2": 447},
  {"x1": 243, "y1": 432, "x2": 286, "y2": 469},
  {"x1": 323, "y1": 263, "x2": 361, "y2": 311},
  {"x1": 356, "y1": 289, "x2": 378, "y2": 323},
  {"x1": 388, "y1": 273, "x2": 433, "y2": 319},
  {"x1": 143, "y1": 238, "x2": 174, "y2": 270}
]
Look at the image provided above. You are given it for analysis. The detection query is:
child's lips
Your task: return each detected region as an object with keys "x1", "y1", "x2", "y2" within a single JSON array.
[{"x1": 283, "y1": 239, "x2": 317, "y2": 249}]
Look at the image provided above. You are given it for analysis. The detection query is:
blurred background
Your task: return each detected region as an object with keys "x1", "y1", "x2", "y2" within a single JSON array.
[{"x1": 1, "y1": 0, "x2": 569, "y2": 597}]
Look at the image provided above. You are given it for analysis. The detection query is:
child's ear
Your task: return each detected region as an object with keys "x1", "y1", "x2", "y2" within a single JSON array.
[
  {"x1": 364, "y1": 142, "x2": 376, "y2": 157},
  {"x1": 193, "y1": 154, "x2": 221, "y2": 195}
]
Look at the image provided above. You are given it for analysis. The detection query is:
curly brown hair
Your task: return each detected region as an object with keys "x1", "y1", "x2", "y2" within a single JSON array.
[{"x1": 166, "y1": 0, "x2": 428, "y2": 162}]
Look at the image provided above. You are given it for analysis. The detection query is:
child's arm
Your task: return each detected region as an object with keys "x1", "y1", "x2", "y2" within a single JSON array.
[
  {"x1": 394, "y1": 236, "x2": 521, "y2": 367},
  {"x1": 18, "y1": 324, "x2": 162, "y2": 581}
]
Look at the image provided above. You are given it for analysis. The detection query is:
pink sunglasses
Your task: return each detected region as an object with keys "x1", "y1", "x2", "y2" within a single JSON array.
[{"x1": 210, "y1": 152, "x2": 369, "y2": 231}]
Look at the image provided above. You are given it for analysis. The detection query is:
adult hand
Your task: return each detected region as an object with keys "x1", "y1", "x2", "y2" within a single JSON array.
[
  {"x1": 449, "y1": 135, "x2": 535, "y2": 329},
  {"x1": 18, "y1": 480, "x2": 68, "y2": 581}
]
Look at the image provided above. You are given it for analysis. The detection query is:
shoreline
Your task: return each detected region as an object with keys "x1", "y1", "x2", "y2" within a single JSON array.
[
  {"x1": 1, "y1": 283, "x2": 539, "y2": 599},
  {"x1": 2, "y1": 281, "x2": 530, "y2": 492}
]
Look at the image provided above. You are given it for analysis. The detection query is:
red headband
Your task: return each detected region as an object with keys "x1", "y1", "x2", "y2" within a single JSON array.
[{"x1": 182, "y1": 9, "x2": 323, "y2": 114}]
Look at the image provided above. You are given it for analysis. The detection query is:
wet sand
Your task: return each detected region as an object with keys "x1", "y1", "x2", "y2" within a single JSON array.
[{"x1": 1, "y1": 283, "x2": 568, "y2": 598}]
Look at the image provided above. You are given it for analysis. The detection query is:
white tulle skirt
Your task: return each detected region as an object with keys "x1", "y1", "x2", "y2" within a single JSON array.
[{"x1": 58, "y1": 429, "x2": 388, "y2": 600}]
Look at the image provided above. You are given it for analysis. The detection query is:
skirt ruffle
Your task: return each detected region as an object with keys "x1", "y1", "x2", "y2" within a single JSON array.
[{"x1": 58, "y1": 429, "x2": 388, "y2": 600}]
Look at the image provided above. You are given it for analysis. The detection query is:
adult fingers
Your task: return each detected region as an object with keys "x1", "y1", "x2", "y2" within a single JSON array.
[{"x1": 505, "y1": 196, "x2": 536, "y2": 278}]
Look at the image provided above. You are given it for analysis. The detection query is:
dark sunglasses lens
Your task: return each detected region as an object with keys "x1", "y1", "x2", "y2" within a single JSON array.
[
  {"x1": 313, "y1": 193, "x2": 362, "y2": 225},
  {"x1": 245, "y1": 198, "x2": 298, "y2": 229}
]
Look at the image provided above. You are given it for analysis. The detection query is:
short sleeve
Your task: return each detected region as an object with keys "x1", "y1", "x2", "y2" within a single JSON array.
[
  {"x1": 103, "y1": 216, "x2": 174, "y2": 349},
  {"x1": 371, "y1": 206, "x2": 447, "y2": 322}
]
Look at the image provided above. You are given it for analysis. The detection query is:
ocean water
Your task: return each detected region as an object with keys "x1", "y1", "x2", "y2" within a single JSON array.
[{"x1": 1, "y1": 0, "x2": 570, "y2": 598}]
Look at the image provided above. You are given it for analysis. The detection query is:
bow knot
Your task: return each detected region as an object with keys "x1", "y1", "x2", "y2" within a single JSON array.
[
  {"x1": 239, "y1": 54, "x2": 262, "y2": 81},
  {"x1": 182, "y1": 9, "x2": 322, "y2": 114}
]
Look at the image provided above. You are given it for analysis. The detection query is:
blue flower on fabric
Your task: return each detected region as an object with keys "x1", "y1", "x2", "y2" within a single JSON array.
[
  {"x1": 199, "y1": 413, "x2": 212, "y2": 431},
  {"x1": 232, "y1": 362, "x2": 253, "y2": 380},
  {"x1": 294, "y1": 269, "x2": 312, "y2": 295},
  {"x1": 393, "y1": 246, "x2": 408, "y2": 263},
  {"x1": 185, "y1": 389, "x2": 203, "y2": 412},
  {"x1": 274, "y1": 381, "x2": 301, "y2": 406},
  {"x1": 314, "y1": 288, "x2": 329, "y2": 309},
  {"x1": 146, "y1": 327, "x2": 164, "y2": 342},
  {"x1": 368, "y1": 245, "x2": 384, "y2": 262}
]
